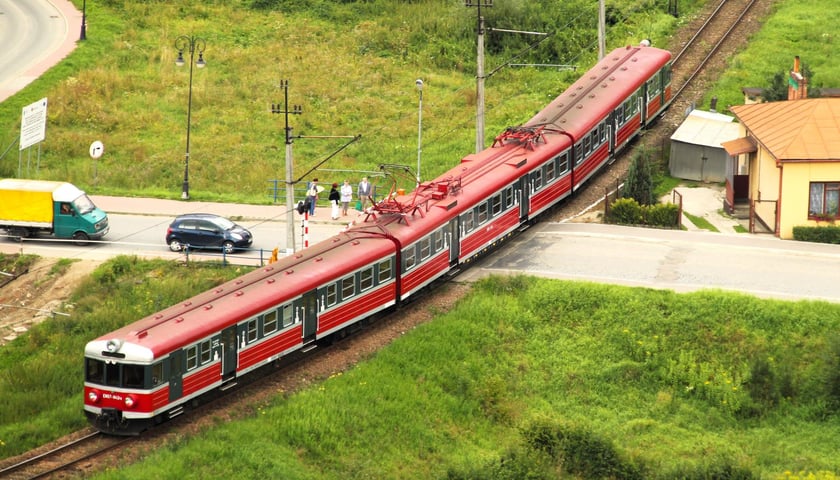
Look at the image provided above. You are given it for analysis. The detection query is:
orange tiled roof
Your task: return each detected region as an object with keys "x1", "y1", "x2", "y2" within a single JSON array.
[{"x1": 729, "y1": 98, "x2": 840, "y2": 161}]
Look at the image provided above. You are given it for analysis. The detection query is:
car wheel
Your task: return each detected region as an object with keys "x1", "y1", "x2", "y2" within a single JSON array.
[
  {"x1": 73, "y1": 231, "x2": 90, "y2": 246},
  {"x1": 222, "y1": 241, "x2": 235, "y2": 254},
  {"x1": 168, "y1": 239, "x2": 184, "y2": 252}
]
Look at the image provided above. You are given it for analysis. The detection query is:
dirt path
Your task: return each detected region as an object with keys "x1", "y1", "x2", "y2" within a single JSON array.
[{"x1": 0, "y1": 258, "x2": 98, "y2": 345}]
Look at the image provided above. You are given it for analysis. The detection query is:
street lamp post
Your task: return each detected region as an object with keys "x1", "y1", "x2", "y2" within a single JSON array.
[
  {"x1": 174, "y1": 35, "x2": 206, "y2": 200},
  {"x1": 415, "y1": 79, "x2": 423, "y2": 186},
  {"x1": 79, "y1": 0, "x2": 87, "y2": 41}
]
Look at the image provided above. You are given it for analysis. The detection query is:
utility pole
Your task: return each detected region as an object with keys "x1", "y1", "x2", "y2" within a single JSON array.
[
  {"x1": 271, "y1": 80, "x2": 302, "y2": 254},
  {"x1": 466, "y1": 0, "x2": 492, "y2": 154},
  {"x1": 598, "y1": 0, "x2": 606, "y2": 59}
]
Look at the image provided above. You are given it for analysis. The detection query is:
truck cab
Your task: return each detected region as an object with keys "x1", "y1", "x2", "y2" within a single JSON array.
[{"x1": 53, "y1": 184, "x2": 109, "y2": 242}]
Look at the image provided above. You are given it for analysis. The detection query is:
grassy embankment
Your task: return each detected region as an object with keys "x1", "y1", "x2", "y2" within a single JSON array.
[
  {"x1": 3, "y1": 256, "x2": 840, "y2": 477},
  {"x1": 0, "y1": 0, "x2": 700, "y2": 204}
]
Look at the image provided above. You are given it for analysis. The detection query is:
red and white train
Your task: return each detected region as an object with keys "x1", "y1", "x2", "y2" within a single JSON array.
[{"x1": 84, "y1": 44, "x2": 672, "y2": 434}]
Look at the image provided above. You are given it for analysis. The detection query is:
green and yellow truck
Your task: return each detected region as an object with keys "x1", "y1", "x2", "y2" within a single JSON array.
[{"x1": 0, "y1": 179, "x2": 109, "y2": 244}]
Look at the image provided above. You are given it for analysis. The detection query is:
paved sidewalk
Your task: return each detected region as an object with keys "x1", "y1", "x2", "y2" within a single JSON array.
[{"x1": 91, "y1": 195, "x2": 355, "y2": 224}]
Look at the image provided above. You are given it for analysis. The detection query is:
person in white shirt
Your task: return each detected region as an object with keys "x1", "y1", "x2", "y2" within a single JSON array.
[
  {"x1": 358, "y1": 177, "x2": 372, "y2": 210},
  {"x1": 340, "y1": 180, "x2": 353, "y2": 216}
]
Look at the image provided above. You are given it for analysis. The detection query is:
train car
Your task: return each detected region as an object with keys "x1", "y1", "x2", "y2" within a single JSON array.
[{"x1": 84, "y1": 43, "x2": 672, "y2": 435}]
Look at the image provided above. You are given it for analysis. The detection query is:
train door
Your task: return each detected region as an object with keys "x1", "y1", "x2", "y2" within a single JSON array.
[
  {"x1": 448, "y1": 218, "x2": 459, "y2": 266},
  {"x1": 518, "y1": 174, "x2": 530, "y2": 221},
  {"x1": 300, "y1": 290, "x2": 318, "y2": 344},
  {"x1": 168, "y1": 350, "x2": 184, "y2": 401},
  {"x1": 221, "y1": 325, "x2": 237, "y2": 382}
]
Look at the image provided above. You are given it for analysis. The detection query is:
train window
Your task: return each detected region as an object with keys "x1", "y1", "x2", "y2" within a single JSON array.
[
  {"x1": 200, "y1": 340, "x2": 212, "y2": 364},
  {"x1": 106, "y1": 363, "x2": 120, "y2": 386},
  {"x1": 360, "y1": 267, "x2": 374, "y2": 291},
  {"x1": 404, "y1": 247, "x2": 416, "y2": 270},
  {"x1": 86, "y1": 358, "x2": 105, "y2": 384},
  {"x1": 599, "y1": 123, "x2": 606, "y2": 143},
  {"x1": 433, "y1": 229, "x2": 444, "y2": 251},
  {"x1": 583, "y1": 135, "x2": 591, "y2": 155},
  {"x1": 186, "y1": 345, "x2": 198, "y2": 371},
  {"x1": 477, "y1": 202, "x2": 489, "y2": 224},
  {"x1": 462, "y1": 210, "x2": 475, "y2": 233},
  {"x1": 420, "y1": 237, "x2": 431, "y2": 260},
  {"x1": 264, "y1": 310, "x2": 278, "y2": 334},
  {"x1": 532, "y1": 170, "x2": 543, "y2": 190},
  {"x1": 615, "y1": 104, "x2": 624, "y2": 125},
  {"x1": 545, "y1": 161, "x2": 556, "y2": 182},
  {"x1": 506, "y1": 186, "x2": 516, "y2": 208},
  {"x1": 247, "y1": 319, "x2": 258, "y2": 343},
  {"x1": 590, "y1": 130, "x2": 600, "y2": 149},
  {"x1": 326, "y1": 283, "x2": 338, "y2": 306},
  {"x1": 151, "y1": 362, "x2": 163, "y2": 387},
  {"x1": 341, "y1": 275, "x2": 355, "y2": 299},
  {"x1": 124, "y1": 364, "x2": 144, "y2": 388},
  {"x1": 282, "y1": 304, "x2": 294, "y2": 328},
  {"x1": 575, "y1": 144, "x2": 584, "y2": 166},
  {"x1": 378, "y1": 258, "x2": 392, "y2": 282},
  {"x1": 491, "y1": 194, "x2": 502, "y2": 216},
  {"x1": 557, "y1": 153, "x2": 569, "y2": 173}
]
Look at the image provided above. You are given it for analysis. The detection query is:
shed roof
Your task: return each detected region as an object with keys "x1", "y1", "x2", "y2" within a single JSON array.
[
  {"x1": 670, "y1": 109, "x2": 740, "y2": 148},
  {"x1": 729, "y1": 98, "x2": 840, "y2": 161}
]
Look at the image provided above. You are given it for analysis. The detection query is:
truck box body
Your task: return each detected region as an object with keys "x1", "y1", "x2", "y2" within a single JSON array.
[
  {"x1": 0, "y1": 179, "x2": 109, "y2": 241},
  {"x1": 0, "y1": 179, "x2": 58, "y2": 226}
]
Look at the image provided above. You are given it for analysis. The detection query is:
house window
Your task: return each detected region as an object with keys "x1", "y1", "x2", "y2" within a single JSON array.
[{"x1": 809, "y1": 182, "x2": 840, "y2": 217}]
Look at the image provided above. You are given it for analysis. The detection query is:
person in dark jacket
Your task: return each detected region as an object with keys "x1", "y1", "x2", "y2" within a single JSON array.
[{"x1": 328, "y1": 182, "x2": 340, "y2": 220}]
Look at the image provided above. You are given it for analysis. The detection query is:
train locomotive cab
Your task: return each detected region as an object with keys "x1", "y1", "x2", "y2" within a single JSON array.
[{"x1": 84, "y1": 338, "x2": 162, "y2": 435}]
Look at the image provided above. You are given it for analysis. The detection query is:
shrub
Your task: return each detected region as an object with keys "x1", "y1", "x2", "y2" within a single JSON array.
[
  {"x1": 792, "y1": 225, "x2": 840, "y2": 244},
  {"x1": 610, "y1": 197, "x2": 644, "y2": 225}
]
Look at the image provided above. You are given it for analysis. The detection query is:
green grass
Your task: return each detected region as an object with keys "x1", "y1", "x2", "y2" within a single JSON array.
[
  {"x1": 683, "y1": 211, "x2": 719, "y2": 232},
  {"x1": 0, "y1": 256, "x2": 247, "y2": 458},
  {"x1": 703, "y1": 0, "x2": 840, "y2": 112},
  {"x1": 75, "y1": 275, "x2": 840, "y2": 479},
  {"x1": 0, "y1": 0, "x2": 702, "y2": 204}
]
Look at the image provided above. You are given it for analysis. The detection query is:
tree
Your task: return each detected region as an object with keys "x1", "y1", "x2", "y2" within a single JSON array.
[{"x1": 623, "y1": 148, "x2": 655, "y2": 206}]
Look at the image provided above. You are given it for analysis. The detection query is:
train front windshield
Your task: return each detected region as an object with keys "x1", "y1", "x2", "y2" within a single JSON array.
[{"x1": 85, "y1": 358, "x2": 153, "y2": 389}]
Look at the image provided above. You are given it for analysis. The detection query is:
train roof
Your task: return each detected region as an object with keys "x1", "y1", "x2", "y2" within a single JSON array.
[
  {"x1": 86, "y1": 231, "x2": 395, "y2": 361},
  {"x1": 525, "y1": 44, "x2": 672, "y2": 138}
]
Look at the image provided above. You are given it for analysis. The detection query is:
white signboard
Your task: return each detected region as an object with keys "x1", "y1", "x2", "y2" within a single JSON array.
[{"x1": 20, "y1": 97, "x2": 48, "y2": 150}]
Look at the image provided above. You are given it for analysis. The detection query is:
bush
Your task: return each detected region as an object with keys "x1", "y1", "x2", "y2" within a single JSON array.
[
  {"x1": 792, "y1": 225, "x2": 840, "y2": 244},
  {"x1": 608, "y1": 198, "x2": 680, "y2": 228},
  {"x1": 610, "y1": 198, "x2": 644, "y2": 225}
]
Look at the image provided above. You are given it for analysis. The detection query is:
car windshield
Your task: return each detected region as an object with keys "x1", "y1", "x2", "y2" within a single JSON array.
[
  {"x1": 213, "y1": 217, "x2": 236, "y2": 230},
  {"x1": 73, "y1": 194, "x2": 97, "y2": 215}
]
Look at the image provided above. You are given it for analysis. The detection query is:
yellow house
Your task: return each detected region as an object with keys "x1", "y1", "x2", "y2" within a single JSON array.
[{"x1": 723, "y1": 98, "x2": 840, "y2": 239}]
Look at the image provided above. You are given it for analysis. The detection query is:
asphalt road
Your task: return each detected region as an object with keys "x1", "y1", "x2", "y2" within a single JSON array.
[
  {"x1": 461, "y1": 222, "x2": 840, "y2": 304},
  {"x1": 0, "y1": 0, "x2": 76, "y2": 103}
]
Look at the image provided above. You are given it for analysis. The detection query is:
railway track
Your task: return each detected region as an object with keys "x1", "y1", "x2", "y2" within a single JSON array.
[
  {"x1": 554, "y1": 0, "x2": 774, "y2": 222},
  {"x1": 0, "y1": 1, "x2": 778, "y2": 477},
  {"x1": 0, "y1": 431, "x2": 129, "y2": 479}
]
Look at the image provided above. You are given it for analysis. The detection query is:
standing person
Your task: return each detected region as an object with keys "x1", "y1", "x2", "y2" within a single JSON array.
[
  {"x1": 329, "y1": 182, "x2": 340, "y2": 220},
  {"x1": 305, "y1": 178, "x2": 319, "y2": 216},
  {"x1": 340, "y1": 179, "x2": 353, "y2": 216},
  {"x1": 358, "y1": 176, "x2": 372, "y2": 210}
]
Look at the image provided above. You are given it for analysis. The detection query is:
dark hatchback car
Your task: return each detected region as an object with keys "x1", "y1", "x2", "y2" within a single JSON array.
[{"x1": 165, "y1": 213, "x2": 253, "y2": 254}]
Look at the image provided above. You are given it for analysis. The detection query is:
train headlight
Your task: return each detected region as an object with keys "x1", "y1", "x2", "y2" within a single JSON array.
[
  {"x1": 88, "y1": 390, "x2": 100, "y2": 403},
  {"x1": 105, "y1": 338, "x2": 123, "y2": 353},
  {"x1": 124, "y1": 395, "x2": 136, "y2": 408}
]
